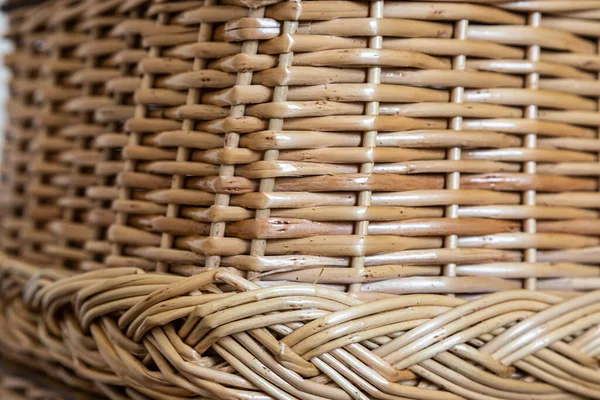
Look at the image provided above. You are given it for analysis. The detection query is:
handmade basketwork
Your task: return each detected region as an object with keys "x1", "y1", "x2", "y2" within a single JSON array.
[{"x1": 2, "y1": 0, "x2": 600, "y2": 399}]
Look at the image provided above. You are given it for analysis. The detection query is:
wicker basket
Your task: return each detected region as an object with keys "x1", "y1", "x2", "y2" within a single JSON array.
[{"x1": 2, "y1": 0, "x2": 600, "y2": 399}]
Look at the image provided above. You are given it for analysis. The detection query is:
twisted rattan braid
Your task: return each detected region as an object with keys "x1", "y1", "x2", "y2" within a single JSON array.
[{"x1": 1, "y1": 259, "x2": 600, "y2": 399}]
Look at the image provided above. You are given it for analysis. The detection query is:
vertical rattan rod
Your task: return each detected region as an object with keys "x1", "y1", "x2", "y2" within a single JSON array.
[
  {"x1": 112, "y1": 12, "x2": 167, "y2": 258},
  {"x1": 442, "y1": 18, "x2": 468, "y2": 287},
  {"x1": 247, "y1": 19, "x2": 299, "y2": 282},
  {"x1": 348, "y1": 0, "x2": 383, "y2": 294},
  {"x1": 204, "y1": 6, "x2": 266, "y2": 271},
  {"x1": 155, "y1": 0, "x2": 216, "y2": 273},
  {"x1": 523, "y1": 12, "x2": 541, "y2": 291}
]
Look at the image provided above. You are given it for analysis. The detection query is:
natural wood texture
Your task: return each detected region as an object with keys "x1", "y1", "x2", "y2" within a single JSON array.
[
  {"x1": 1, "y1": 261, "x2": 600, "y2": 399},
  {"x1": 0, "y1": 3, "x2": 54, "y2": 257},
  {"x1": 44, "y1": 0, "x2": 129, "y2": 270},
  {"x1": 1, "y1": 0, "x2": 600, "y2": 399}
]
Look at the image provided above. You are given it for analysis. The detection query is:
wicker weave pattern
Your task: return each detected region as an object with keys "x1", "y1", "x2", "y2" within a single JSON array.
[
  {"x1": 14, "y1": 0, "x2": 89, "y2": 269},
  {"x1": 107, "y1": 0, "x2": 209, "y2": 272},
  {"x1": 105, "y1": 0, "x2": 600, "y2": 296},
  {"x1": 77, "y1": 0, "x2": 149, "y2": 271},
  {"x1": 47, "y1": 0, "x2": 157, "y2": 271},
  {"x1": 2, "y1": 261, "x2": 600, "y2": 399},
  {"x1": 0, "y1": 4, "x2": 54, "y2": 256},
  {"x1": 1, "y1": 8, "x2": 31, "y2": 254},
  {"x1": 1, "y1": 0, "x2": 600, "y2": 399},
  {"x1": 42, "y1": 0, "x2": 121, "y2": 269}
]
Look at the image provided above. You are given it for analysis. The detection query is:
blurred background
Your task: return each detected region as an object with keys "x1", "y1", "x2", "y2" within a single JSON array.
[{"x1": 0, "y1": 4, "x2": 11, "y2": 158}]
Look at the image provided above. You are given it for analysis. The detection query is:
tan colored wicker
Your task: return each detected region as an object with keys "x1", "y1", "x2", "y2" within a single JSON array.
[
  {"x1": 14, "y1": 0, "x2": 90, "y2": 269},
  {"x1": 1, "y1": 7, "x2": 30, "y2": 254},
  {"x1": 0, "y1": 3, "x2": 54, "y2": 256},
  {"x1": 44, "y1": 0, "x2": 144, "y2": 269},
  {"x1": 108, "y1": 0, "x2": 203, "y2": 272},
  {"x1": 43, "y1": 0, "x2": 144, "y2": 271},
  {"x1": 2, "y1": 0, "x2": 600, "y2": 399},
  {"x1": 79, "y1": 0, "x2": 155, "y2": 271}
]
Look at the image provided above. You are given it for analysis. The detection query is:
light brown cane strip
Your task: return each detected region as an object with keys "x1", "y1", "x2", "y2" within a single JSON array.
[
  {"x1": 523, "y1": 12, "x2": 541, "y2": 291},
  {"x1": 156, "y1": 1, "x2": 216, "y2": 274},
  {"x1": 347, "y1": 0, "x2": 383, "y2": 294},
  {"x1": 246, "y1": 20, "x2": 300, "y2": 282},
  {"x1": 204, "y1": 6, "x2": 267, "y2": 271},
  {"x1": 442, "y1": 18, "x2": 468, "y2": 285}
]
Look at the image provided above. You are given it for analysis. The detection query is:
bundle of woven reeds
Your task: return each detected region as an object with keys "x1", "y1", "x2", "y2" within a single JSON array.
[{"x1": 2, "y1": 0, "x2": 600, "y2": 399}]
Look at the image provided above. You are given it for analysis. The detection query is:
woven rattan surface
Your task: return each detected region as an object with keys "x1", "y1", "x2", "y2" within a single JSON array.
[
  {"x1": 15, "y1": 0, "x2": 89, "y2": 269},
  {"x1": 105, "y1": 0, "x2": 600, "y2": 295},
  {"x1": 2, "y1": 0, "x2": 600, "y2": 399},
  {"x1": 0, "y1": 3, "x2": 54, "y2": 256},
  {"x1": 47, "y1": 0, "x2": 144, "y2": 271}
]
